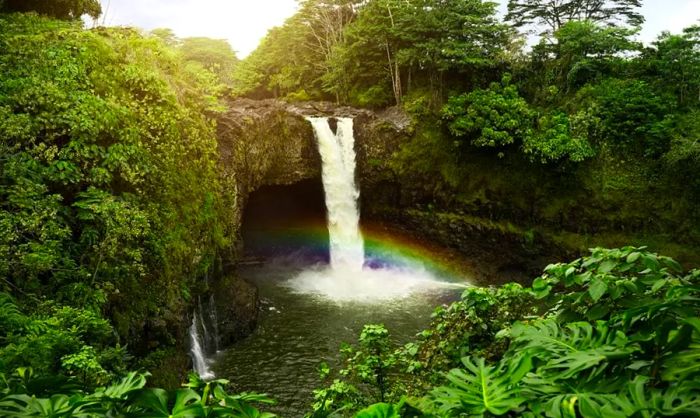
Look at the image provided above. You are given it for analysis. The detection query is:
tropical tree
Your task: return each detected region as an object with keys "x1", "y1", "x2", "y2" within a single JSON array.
[
  {"x1": 180, "y1": 37, "x2": 240, "y2": 86},
  {"x1": 232, "y1": 0, "x2": 360, "y2": 100},
  {"x1": 505, "y1": 0, "x2": 644, "y2": 35},
  {"x1": 332, "y1": 0, "x2": 509, "y2": 105},
  {"x1": 0, "y1": 0, "x2": 101, "y2": 19},
  {"x1": 646, "y1": 25, "x2": 700, "y2": 107}
]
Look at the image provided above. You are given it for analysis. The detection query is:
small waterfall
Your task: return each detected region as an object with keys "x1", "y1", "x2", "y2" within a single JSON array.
[
  {"x1": 190, "y1": 312, "x2": 214, "y2": 380},
  {"x1": 188, "y1": 272, "x2": 220, "y2": 379},
  {"x1": 306, "y1": 117, "x2": 364, "y2": 271}
]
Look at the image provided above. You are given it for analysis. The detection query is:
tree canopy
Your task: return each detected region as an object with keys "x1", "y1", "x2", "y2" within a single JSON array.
[
  {"x1": 505, "y1": 0, "x2": 644, "y2": 35},
  {"x1": 0, "y1": 0, "x2": 101, "y2": 19}
]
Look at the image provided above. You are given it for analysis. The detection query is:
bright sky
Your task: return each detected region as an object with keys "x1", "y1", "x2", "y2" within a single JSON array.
[{"x1": 93, "y1": 0, "x2": 700, "y2": 57}]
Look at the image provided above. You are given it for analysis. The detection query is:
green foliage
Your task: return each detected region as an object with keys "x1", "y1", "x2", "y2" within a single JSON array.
[
  {"x1": 234, "y1": 0, "x2": 508, "y2": 104},
  {"x1": 524, "y1": 111, "x2": 596, "y2": 163},
  {"x1": 232, "y1": 0, "x2": 358, "y2": 100},
  {"x1": 506, "y1": 0, "x2": 643, "y2": 35},
  {"x1": 0, "y1": 12, "x2": 235, "y2": 377},
  {"x1": 388, "y1": 120, "x2": 463, "y2": 191},
  {"x1": 414, "y1": 283, "x2": 538, "y2": 380},
  {"x1": 646, "y1": 25, "x2": 700, "y2": 108},
  {"x1": 583, "y1": 78, "x2": 675, "y2": 156},
  {"x1": 444, "y1": 75, "x2": 535, "y2": 149},
  {"x1": 0, "y1": 0, "x2": 101, "y2": 19},
  {"x1": 444, "y1": 76, "x2": 595, "y2": 163},
  {"x1": 544, "y1": 21, "x2": 641, "y2": 93},
  {"x1": 316, "y1": 248, "x2": 700, "y2": 417},
  {"x1": 178, "y1": 37, "x2": 239, "y2": 88},
  {"x1": 309, "y1": 325, "x2": 397, "y2": 417},
  {"x1": 350, "y1": 85, "x2": 393, "y2": 109},
  {"x1": 428, "y1": 356, "x2": 530, "y2": 416},
  {"x1": 0, "y1": 293, "x2": 127, "y2": 387},
  {"x1": 0, "y1": 370, "x2": 277, "y2": 417},
  {"x1": 354, "y1": 401, "x2": 403, "y2": 418}
]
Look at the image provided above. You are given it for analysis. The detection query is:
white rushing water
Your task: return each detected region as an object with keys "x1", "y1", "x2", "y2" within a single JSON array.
[
  {"x1": 288, "y1": 117, "x2": 459, "y2": 302},
  {"x1": 189, "y1": 313, "x2": 215, "y2": 380},
  {"x1": 307, "y1": 117, "x2": 364, "y2": 271}
]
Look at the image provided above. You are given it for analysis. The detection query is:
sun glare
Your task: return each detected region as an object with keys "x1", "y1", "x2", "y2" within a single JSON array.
[{"x1": 96, "y1": 0, "x2": 299, "y2": 57}]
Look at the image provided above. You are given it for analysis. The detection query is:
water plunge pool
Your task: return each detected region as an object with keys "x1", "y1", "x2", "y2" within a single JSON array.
[{"x1": 198, "y1": 117, "x2": 471, "y2": 415}]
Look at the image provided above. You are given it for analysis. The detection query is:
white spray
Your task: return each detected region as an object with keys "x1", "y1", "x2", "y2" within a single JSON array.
[
  {"x1": 307, "y1": 117, "x2": 364, "y2": 271},
  {"x1": 288, "y1": 117, "x2": 458, "y2": 302},
  {"x1": 189, "y1": 313, "x2": 214, "y2": 380}
]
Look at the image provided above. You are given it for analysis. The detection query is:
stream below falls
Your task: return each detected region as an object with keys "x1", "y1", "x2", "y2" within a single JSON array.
[
  {"x1": 195, "y1": 116, "x2": 471, "y2": 416},
  {"x1": 213, "y1": 258, "x2": 464, "y2": 416}
]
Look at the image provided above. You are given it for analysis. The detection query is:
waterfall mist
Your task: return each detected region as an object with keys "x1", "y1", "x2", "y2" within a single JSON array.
[{"x1": 287, "y1": 117, "x2": 459, "y2": 302}]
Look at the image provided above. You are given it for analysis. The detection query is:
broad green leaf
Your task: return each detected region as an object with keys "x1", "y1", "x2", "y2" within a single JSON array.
[
  {"x1": 355, "y1": 402, "x2": 400, "y2": 418},
  {"x1": 429, "y1": 357, "x2": 527, "y2": 416},
  {"x1": 661, "y1": 342, "x2": 700, "y2": 381},
  {"x1": 588, "y1": 278, "x2": 608, "y2": 302}
]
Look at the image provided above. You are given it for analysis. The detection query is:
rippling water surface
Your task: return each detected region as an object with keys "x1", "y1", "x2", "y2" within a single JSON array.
[{"x1": 213, "y1": 259, "x2": 463, "y2": 417}]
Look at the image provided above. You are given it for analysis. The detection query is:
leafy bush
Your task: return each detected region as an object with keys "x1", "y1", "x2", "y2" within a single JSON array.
[
  {"x1": 524, "y1": 112, "x2": 596, "y2": 163},
  {"x1": 0, "y1": 370, "x2": 277, "y2": 417},
  {"x1": 350, "y1": 85, "x2": 394, "y2": 109},
  {"x1": 443, "y1": 76, "x2": 596, "y2": 163},
  {"x1": 585, "y1": 79, "x2": 676, "y2": 157},
  {"x1": 0, "y1": 293, "x2": 127, "y2": 387},
  {"x1": 443, "y1": 75, "x2": 534, "y2": 150},
  {"x1": 313, "y1": 247, "x2": 700, "y2": 417},
  {"x1": 0, "y1": 13, "x2": 234, "y2": 360},
  {"x1": 310, "y1": 324, "x2": 398, "y2": 417}
]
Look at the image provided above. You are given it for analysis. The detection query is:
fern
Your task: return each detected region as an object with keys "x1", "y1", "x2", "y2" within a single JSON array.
[{"x1": 0, "y1": 293, "x2": 27, "y2": 336}]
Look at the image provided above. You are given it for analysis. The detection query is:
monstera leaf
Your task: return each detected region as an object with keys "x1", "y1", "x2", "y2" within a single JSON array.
[
  {"x1": 662, "y1": 342, "x2": 700, "y2": 382},
  {"x1": 354, "y1": 402, "x2": 401, "y2": 418},
  {"x1": 0, "y1": 393, "x2": 75, "y2": 417},
  {"x1": 606, "y1": 376, "x2": 700, "y2": 417},
  {"x1": 511, "y1": 320, "x2": 638, "y2": 379},
  {"x1": 134, "y1": 388, "x2": 204, "y2": 417},
  {"x1": 100, "y1": 372, "x2": 147, "y2": 399},
  {"x1": 429, "y1": 355, "x2": 531, "y2": 416}
]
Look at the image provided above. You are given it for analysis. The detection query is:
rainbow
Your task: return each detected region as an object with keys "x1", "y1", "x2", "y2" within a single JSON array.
[{"x1": 244, "y1": 220, "x2": 474, "y2": 282}]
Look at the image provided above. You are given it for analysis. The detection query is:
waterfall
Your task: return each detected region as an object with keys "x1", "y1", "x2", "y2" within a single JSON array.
[
  {"x1": 288, "y1": 116, "x2": 455, "y2": 302},
  {"x1": 190, "y1": 295, "x2": 219, "y2": 380},
  {"x1": 190, "y1": 312, "x2": 214, "y2": 380},
  {"x1": 306, "y1": 117, "x2": 364, "y2": 271}
]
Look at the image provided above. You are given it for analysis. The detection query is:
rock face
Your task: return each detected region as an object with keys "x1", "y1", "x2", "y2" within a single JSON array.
[
  {"x1": 217, "y1": 99, "x2": 321, "y2": 195},
  {"x1": 209, "y1": 99, "x2": 411, "y2": 349},
  {"x1": 215, "y1": 98, "x2": 411, "y2": 240},
  {"x1": 216, "y1": 98, "x2": 409, "y2": 199},
  {"x1": 210, "y1": 274, "x2": 259, "y2": 348},
  {"x1": 353, "y1": 107, "x2": 412, "y2": 213}
]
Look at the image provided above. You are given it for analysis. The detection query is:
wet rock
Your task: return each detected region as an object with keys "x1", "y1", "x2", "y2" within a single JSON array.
[
  {"x1": 210, "y1": 274, "x2": 259, "y2": 347},
  {"x1": 217, "y1": 99, "x2": 322, "y2": 193},
  {"x1": 215, "y1": 99, "x2": 413, "y2": 258}
]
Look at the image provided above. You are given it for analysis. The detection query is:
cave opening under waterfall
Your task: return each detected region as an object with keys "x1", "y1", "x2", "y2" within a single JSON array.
[
  {"x1": 241, "y1": 178, "x2": 330, "y2": 263},
  {"x1": 212, "y1": 117, "x2": 465, "y2": 416}
]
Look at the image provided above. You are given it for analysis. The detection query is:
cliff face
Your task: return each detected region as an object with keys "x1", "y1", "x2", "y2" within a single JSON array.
[
  {"x1": 215, "y1": 99, "x2": 411, "y2": 227},
  {"x1": 209, "y1": 99, "x2": 412, "y2": 349}
]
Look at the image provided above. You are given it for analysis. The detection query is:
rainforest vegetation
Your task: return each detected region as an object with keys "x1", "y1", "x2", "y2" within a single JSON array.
[{"x1": 0, "y1": 0, "x2": 699, "y2": 417}]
